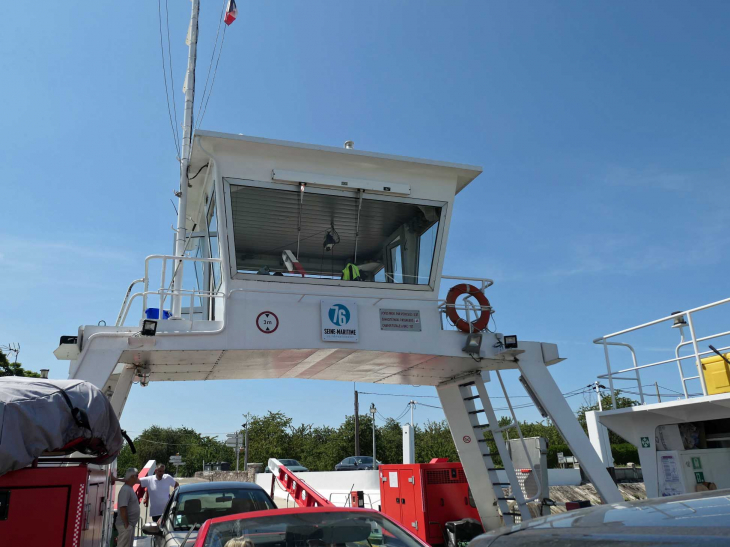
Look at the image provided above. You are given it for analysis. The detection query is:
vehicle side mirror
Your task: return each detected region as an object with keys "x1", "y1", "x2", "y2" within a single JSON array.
[{"x1": 142, "y1": 523, "x2": 163, "y2": 536}]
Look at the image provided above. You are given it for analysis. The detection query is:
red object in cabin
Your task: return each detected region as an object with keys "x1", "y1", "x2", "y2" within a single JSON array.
[
  {"x1": 379, "y1": 462, "x2": 482, "y2": 546},
  {"x1": 0, "y1": 463, "x2": 111, "y2": 547}
]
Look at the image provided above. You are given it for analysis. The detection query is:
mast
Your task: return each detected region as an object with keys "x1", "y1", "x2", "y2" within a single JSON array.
[{"x1": 172, "y1": 0, "x2": 200, "y2": 318}]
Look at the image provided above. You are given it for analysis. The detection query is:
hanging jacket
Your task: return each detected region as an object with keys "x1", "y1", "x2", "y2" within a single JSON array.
[{"x1": 342, "y1": 263, "x2": 362, "y2": 281}]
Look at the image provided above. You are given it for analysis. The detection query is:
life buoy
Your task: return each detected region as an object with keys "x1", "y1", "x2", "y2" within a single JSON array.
[{"x1": 445, "y1": 284, "x2": 491, "y2": 333}]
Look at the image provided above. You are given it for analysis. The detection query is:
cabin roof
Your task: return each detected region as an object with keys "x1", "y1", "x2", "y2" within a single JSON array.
[{"x1": 191, "y1": 130, "x2": 483, "y2": 194}]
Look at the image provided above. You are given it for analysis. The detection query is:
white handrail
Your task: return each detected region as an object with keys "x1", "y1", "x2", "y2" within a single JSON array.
[{"x1": 595, "y1": 296, "x2": 730, "y2": 407}]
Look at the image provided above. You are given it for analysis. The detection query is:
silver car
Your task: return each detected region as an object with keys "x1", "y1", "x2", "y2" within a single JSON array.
[
  {"x1": 143, "y1": 481, "x2": 277, "y2": 546},
  {"x1": 468, "y1": 488, "x2": 730, "y2": 546}
]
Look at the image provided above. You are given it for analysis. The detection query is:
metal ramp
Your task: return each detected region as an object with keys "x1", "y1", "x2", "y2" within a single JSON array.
[{"x1": 438, "y1": 372, "x2": 541, "y2": 527}]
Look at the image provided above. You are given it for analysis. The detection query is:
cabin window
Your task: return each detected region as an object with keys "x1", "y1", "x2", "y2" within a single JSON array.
[{"x1": 228, "y1": 180, "x2": 442, "y2": 286}]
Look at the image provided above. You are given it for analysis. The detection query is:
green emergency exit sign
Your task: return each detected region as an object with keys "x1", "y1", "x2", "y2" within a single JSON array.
[{"x1": 695, "y1": 471, "x2": 705, "y2": 483}]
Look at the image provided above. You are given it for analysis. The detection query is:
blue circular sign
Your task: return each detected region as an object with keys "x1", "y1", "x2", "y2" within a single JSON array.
[{"x1": 328, "y1": 304, "x2": 351, "y2": 326}]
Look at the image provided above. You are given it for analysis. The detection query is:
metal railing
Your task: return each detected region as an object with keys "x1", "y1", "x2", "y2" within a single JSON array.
[
  {"x1": 594, "y1": 297, "x2": 730, "y2": 409},
  {"x1": 116, "y1": 255, "x2": 224, "y2": 328}
]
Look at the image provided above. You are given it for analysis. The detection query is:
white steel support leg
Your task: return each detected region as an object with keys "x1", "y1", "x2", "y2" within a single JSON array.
[
  {"x1": 586, "y1": 411, "x2": 615, "y2": 468},
  {"x1": 110, "y1": 365, "x2": 136, "y2": 418},
  {"x1": 517, "y1": 359, "x2": 623, "y2": 503},
  {"x1": 438, "y1": 379, "x2": 503, "y2": 531}
]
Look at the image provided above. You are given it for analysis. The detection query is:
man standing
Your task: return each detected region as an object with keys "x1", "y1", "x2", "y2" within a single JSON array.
[
  {"x1": 140, "y1": 463, "x2": 179, "y2": 523},
  {"x1": 117, "y1": 467, "x2": 141, "y2": 547}
]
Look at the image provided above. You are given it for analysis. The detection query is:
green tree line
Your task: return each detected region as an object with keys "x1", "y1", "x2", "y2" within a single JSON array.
[{"x1": 118, "y1": 391, "x2": 640, "y2": 476}]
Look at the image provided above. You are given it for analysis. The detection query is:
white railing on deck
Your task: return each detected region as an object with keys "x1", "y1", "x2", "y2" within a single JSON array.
[
  {"x1": 594, "y1": 297, "x2": 730, "y2": 408},
  {"x1": 116, "y1": 255, "x2": 223, "y2": 327}
]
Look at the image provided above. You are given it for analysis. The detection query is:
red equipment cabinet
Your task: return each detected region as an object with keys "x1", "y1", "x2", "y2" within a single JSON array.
[
  {"x1": 0, "y1": 463, "x2": 111, "y2": 547},
  {"x1": 379, "y1": 461, "x2": 482, "y2": 546}
]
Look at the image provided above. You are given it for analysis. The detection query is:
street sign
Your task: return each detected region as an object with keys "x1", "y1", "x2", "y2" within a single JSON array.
[
  {"x1": 170, "y1": 455, "x2": 182, "y2": 463},
  {"x1": 226, "y1": 433, "x2": 239, "y2": 439},
  {"x1": 225, "y1": 439, "x2": 240, "y2": 447}
]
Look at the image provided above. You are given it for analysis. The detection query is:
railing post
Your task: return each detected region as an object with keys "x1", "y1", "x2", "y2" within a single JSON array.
[
  {"x1": 602, "y1": 339, "x2": 618, "y2": 409},
  {"x1": 627, "y1": 347, "x2": 645, "y2": 404},
  {"x1": 686, "y1": 313, "x2": 709, "y2": 396}
]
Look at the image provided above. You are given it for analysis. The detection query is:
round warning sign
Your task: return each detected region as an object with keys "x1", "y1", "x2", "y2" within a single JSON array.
[
  {"x1": 463, "y1": 435, "x2": 472, "y2": 444},
  {"x1": 256, "y1": 311, "x2": 279, "y2": 334}
]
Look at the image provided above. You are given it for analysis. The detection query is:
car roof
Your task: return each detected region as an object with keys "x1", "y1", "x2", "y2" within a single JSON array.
[
  {"x1": 177, "y1": 481, "x2": 266, "y2": 493},
  {"x1": 207, "y1": 506, "x2": 378, "y2": 525},
  {"x1": 472, "y1": 489, "x2": 730, "y2": 546}
]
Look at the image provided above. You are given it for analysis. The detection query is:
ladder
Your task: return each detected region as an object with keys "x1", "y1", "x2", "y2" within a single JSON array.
[{"x1": 438, "y1": 372, "x2": 542, "y2": 527}]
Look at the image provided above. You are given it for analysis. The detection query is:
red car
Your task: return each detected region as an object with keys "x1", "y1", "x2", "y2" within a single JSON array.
[{"x1": 190, "y1": 506, "x2": 431, "y2": 547}]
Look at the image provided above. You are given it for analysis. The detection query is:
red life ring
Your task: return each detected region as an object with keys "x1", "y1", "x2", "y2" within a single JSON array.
[{"x1": 445, "y1": 284, "x2": 491, "y2": 333}]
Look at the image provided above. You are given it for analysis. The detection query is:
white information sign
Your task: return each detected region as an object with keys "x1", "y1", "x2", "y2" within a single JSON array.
[
  {"x1": 169, "y1": 455, "x2": 182, "y2": 463},
  {"x1": 657, "y1": 451, "x2": 685, "y2": 497},
  {"x1": 321, "y1": 300, "x2": 359, "y2": 342},
  {"x1": 389, "y1": 472, "x2": 399, "y2": 488}
]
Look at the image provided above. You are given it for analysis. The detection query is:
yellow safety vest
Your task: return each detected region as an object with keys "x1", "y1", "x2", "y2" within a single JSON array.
[{"x1": 342, "y1": 263, "x2": 361, "y2": 281}]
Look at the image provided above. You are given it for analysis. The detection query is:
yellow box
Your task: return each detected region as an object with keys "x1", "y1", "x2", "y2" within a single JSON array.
[{"x1": 701, "y1": 353, "x2": 730, "y2": 395}]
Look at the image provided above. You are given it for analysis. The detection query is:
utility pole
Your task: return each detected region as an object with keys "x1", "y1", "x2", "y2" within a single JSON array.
[
  {"x1": 171, "y1": 0, "x2": 200, "y2": 318},
  {"x1": 235, "y1": 432, "x2": 241, "y2": 472},
  {"x1": 591, "y1": 381, "x2": 605, "y2": 411},
  {"x1": 242, "y1": 416, "x2": 250, "y2": 471},
  {"x1": 655, "y1": 382, "x2": 661, "y2": 403},
  {"x1": 410, "y1": 400, "x2": 416, "y2": 427},
  {"x1": 354, "y1": 385, "x2": 360, "y2": 456},
  {"x1": 370, "y1": 403, "x2": 377, "y2": 467}
]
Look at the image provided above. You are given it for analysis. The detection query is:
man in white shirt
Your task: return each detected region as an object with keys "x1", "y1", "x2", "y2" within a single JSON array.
[
  {"x1": 117, "y1": 467, "x2": 141, "y2": 547},
  {"x1": 140, "y1": 463, "x2": 179, "y2": 523}
]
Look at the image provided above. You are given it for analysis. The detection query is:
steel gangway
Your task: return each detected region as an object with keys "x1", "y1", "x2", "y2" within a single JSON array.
[{"x1": 267, "y1": 458, "x2": 333, "y2": 508}]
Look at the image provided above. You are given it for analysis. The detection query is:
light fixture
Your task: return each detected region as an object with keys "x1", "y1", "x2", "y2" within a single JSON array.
[
  {"x1": 671, "y1": 311, "x2": 687, "y2": 328},
  {"x1": 323, "y1": 223, "x2": 340, "y2": 252},
  {"x1": 503, "y1": 335, "x2": 518, "y2": 349},
  {"x1": 370, "y1": 403, "x2": 376, "y2": 415},
  {"x1": 462, "y1": 333, "x2": 483, "y2": 355},
  {"x1": 141, "y1": 319, "x2": 157, "y2": 337},
  {"x1": 40, "y1": 369, "x2": 49, "y2": 379}
]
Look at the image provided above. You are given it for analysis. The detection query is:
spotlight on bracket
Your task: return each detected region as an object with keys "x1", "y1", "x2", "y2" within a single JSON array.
[
  {"x1": 141, "y1": 319, "x2": 158, "y2": 337},
  {"x1": 671, "y1": 311, "x2": 687, "y2": 328},
  {"x1": 503, "y1": 335, "x2": 518, "y2": 349},
  {"x1": 463, "y1": 333, "x2": 483, "y2": 356}
]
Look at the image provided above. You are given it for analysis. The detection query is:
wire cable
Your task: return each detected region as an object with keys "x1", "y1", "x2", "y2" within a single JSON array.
[
  {"x1": 195, "y1": 25, "x2": 228, "y2": 134},
  {"x1": 157, "y1": 0, "x2": 181, "y2": 157},
  {"x1": 195, "y1": 0, "x2": 228, "y2": 132},
  {"x1": 164, "y1": 0, "x2": 181, "y2": 151}
]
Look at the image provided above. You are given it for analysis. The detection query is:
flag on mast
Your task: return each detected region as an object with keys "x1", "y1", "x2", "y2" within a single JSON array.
[{"x1": 224, "y1": 0, "x2": 237, "y2": 25}]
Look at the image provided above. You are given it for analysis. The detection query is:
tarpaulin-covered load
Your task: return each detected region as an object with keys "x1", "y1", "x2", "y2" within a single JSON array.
[{"x1": 0, "y1": 377, "x2": 123, "y2": 476}]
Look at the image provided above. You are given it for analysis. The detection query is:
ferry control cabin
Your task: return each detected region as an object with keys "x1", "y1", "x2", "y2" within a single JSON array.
[{"x1": 64, "y1": 131, "x2": 565, "y2": 390}]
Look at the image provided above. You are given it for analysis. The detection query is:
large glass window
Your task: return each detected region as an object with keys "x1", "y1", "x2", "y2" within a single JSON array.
[
  {"x1": 229, "y1": 180, "x2": 442, "y2": 286},
  {"x1": 172, "y1": 488, "x2": 275, "y2": 530}
]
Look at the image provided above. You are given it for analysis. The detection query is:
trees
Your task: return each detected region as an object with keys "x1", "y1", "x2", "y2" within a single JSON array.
[
  {"x1": 576, "y1": 391, "x2": 638, "y2": 445},
  {"x1": 0, "y1": 350, "x2": 40, "y2": 378}
]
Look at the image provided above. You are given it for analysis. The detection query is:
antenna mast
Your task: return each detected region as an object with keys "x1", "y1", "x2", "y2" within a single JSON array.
[{"x1": 172, "y1": 0, "x2": 200, "y2": 318}]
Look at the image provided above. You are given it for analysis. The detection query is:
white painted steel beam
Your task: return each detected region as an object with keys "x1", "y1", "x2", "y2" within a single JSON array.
[{"x1": 516, "y1": 358, "x2": 623, "y2": 504}]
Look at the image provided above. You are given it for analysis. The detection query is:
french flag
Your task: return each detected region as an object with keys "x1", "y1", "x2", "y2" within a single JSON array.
[{"x1": 224, "y1": 0, "x2": 237, "y2": 25}]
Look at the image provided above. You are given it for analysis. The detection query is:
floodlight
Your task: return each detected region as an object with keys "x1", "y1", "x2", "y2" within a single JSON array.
[
  {"x1": 40, "y1": 369, "x2": 49, "y2": 379},
  {"x1": 503, "y1": 335, "x2": 518, "y2": 349},
  {"x1": 462, "y1": 333, "x2": 483, "y2": 355},
  {"x1": 671, "y1": 311, "x2": 687, "y2": 328},
  {"x1": 141, "y1": 319, "x2": 157, "y2": 337}
]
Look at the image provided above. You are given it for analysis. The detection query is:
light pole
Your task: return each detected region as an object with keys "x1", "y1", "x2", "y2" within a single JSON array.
[{"x1": 369, "y1": 403, "x2": 377, "y2": 469}]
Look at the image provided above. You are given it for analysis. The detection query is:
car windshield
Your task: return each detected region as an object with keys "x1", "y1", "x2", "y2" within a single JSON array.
[
  {"x1": 172, "y1": 488, "x2": 275, "y2": 531},
  {"x1": 279, "y1": 460, "x2": 300, "y2": 467},
  {"x1": 202, "y1": 511, "x2": 423, "y2": 547}
]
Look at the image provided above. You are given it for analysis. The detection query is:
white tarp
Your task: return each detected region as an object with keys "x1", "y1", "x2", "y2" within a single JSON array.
[{"x1": 0, "y1": 377, "x2": 123, "y2": 475}]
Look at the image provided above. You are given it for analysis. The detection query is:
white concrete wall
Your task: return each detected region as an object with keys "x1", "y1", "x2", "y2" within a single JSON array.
[{"x1": 256, "y1": 468, "x2": 581, "y2": 509}]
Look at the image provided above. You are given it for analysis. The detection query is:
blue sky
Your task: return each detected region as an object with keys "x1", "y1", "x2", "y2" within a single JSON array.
[{"x1": 2, "y1": 1, "x2": 729, "y2": 440}]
